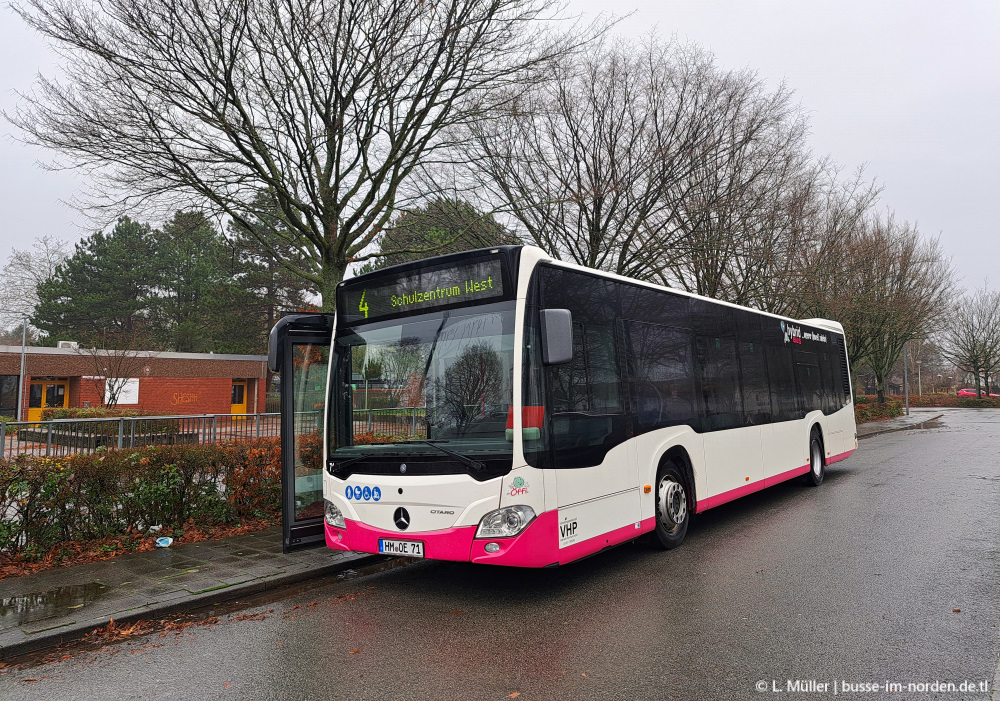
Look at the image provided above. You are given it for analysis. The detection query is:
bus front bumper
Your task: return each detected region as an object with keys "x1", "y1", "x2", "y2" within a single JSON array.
[{"x1": 325, "y1": 513, "x2": 564, "y2": 568}]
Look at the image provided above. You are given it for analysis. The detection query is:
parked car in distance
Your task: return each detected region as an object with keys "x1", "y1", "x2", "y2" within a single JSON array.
[{"x1": 957, "y1": 388, "x2": 999, "y2": 397}]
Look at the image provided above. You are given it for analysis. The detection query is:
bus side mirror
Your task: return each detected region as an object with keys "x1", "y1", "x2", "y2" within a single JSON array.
[{"x1": 540, "y1": 309, "x2": 573, "y2": 365}]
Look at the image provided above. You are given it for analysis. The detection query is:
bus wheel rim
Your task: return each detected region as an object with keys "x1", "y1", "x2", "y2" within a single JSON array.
[
  {"x1": 658, "y1": 477, "x2": 686, "y2": 531},
  {"x1": 812, "y1": 441, "x2": 822, "y2": 476}
]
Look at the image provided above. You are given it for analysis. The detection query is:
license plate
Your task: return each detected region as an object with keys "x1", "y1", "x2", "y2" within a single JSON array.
[{"x1": 378, "y1": 539, "x2": 424, "y2": 558}]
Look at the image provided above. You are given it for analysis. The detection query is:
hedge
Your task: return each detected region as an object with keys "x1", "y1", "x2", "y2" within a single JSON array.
[
  {"x1": 41, "y1": 407, "x2": 165, "y2": 420},
  {"x1": 957, "y1": 397, "x2": 1000, "y2": 408},
  {"x1": 0, "y1": 439, "x2": 281, "y2": 559},
  {"x1": 34, "y1": 407, "x2": 183, "y2": 437},
  {"x1": 854, "y1": 398, "x2": 903, "y2": 423}
]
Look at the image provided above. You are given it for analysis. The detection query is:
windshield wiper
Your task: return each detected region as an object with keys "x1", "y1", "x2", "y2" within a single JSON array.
[
  {"x1": 405, "y1": 440, "x2": 486, "y2": 473},
  {"x1": 328, "y1": 442, "x2": 486, "y2": 476},
  {"x1": 327, "y1": 451, "x2": 408, "y2": 477}
]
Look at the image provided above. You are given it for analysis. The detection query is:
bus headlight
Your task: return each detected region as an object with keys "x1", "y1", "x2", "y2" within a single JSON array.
[
  {"x1": 325, "y1": 499, "x2": 345, "y2": 528},
  {"x1": 476, "y1": 505, "x2": 535, "y2": 538}
]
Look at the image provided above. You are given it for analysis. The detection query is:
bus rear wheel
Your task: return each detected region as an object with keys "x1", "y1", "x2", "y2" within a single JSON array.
[
  {"x1": 651, "y1": 462, "x2": 689, "y2": 549},
  {"x1": 804, "y1": 431, "x2": 825, "y2": 487}
]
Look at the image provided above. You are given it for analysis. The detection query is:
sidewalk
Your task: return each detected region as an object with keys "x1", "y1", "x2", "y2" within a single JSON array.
[
  {"x1": 857, "y1": 407, "x2": 944, "y2": 439},
  {"x1": 0, "y1": 526, "x2": 380, "y2": 660}
]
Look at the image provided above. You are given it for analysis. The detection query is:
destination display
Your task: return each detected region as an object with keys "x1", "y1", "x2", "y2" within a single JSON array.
[{"x1": 340, "y1": 258, "x2": 506, "y2": 323}]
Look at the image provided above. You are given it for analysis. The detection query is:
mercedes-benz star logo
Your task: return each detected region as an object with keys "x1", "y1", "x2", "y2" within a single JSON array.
[
  {"x1": 400, "y1": 463, "x2": 407, "y2": 474},
  {"x1": 393, "y1": 507, "x2": 410, "y2": 531}
]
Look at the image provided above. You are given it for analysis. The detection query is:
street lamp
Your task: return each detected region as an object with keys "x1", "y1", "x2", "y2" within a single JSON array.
[{"x1": 17, "y1": 315, "x2": 27, "y2": 422}]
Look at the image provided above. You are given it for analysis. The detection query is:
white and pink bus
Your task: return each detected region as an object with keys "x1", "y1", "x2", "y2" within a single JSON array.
[{"x1": 269, "y1": 245, "x2": 857, "y2": 564}]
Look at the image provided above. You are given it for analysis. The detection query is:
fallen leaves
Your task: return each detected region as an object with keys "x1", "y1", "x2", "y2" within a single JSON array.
[
  {"x1": 88, "y1": 611, "x2": 228, "y2": 644},
  {"x1": 232, "y1": 610, "x2": 273, "y2": 622},
  {"x1": 349, "y1": 648, "x2": 361, "y2": 654},
  {"x1": 508, "y1": 693, "x2": 521, "y2": 698},
  {"x1": 87, "y1": 617, "x2": 156, "y2": 642},
  {"x1": 0, "y1": 519, "x2": 277, "y2": 581}
]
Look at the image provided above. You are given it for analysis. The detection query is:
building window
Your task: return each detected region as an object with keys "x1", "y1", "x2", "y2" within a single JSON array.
[{"x1": 0, "y1": 376, "x2": 18, "y2": 417}]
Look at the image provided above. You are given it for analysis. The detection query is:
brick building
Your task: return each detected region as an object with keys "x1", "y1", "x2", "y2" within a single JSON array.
[{"x1": 0, "y1": 345, "x2": 269, "y2": 421}]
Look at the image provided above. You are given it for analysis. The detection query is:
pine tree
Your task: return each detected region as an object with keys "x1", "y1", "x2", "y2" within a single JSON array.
[{"x1": 33, "y1": 217, "x2": 157, "y2": 347}]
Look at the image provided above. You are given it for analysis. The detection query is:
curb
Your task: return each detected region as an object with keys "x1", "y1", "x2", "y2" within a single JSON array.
[
  {"x1": 858, "y1": 413, "x2": 944, "y2": 440},
  {"x1": 0, "y1": 552, "x2": 387, "y2": 661}
]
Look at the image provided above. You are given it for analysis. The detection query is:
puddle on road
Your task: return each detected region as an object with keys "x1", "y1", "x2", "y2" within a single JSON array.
[
  {"x1": 903, "y1": 418, "x2": 945, "y2": 432},
  {"x1": 863, "y1": 416, "x2": 945, "y2": 439},
  {"x1": 0, "y1": 582, "x2": 108, "y2": 625}
]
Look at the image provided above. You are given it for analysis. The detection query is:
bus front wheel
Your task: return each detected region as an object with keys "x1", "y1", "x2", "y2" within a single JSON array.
[
  {"x1": 804, "y1": 431, "x2": 825, "y2": 487},
  {"x1": 652, "y1": 462, "x2": 689, "y2": 549}
]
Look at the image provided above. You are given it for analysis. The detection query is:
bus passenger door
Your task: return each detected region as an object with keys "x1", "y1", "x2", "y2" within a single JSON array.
[
  {"x1": 696, "y1": 333, "x2": 764, "y2": 497},
  {"x1": 550, "y1": 318, "x2": 639, "y2": 548},
  {"x1": 268, "y1": 313, "x2": 335, "y2": 553}
]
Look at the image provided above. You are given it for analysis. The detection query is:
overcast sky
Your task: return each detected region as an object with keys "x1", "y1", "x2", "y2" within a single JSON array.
[{"x1": 1, "y1": 0, "x2": 997, "y2": 290}]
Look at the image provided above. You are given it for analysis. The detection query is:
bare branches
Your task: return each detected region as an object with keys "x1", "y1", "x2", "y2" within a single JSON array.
[
  {"x1": 465, "y1": 35, "x2": 819, "y2": 301},
  {"x1": 798, "y1": 210, "x2": 956, "y2": 401},
  {"x1": 10, "y1": 0, "x2": 602, "y2": 307},
  {"x1": 940, "y1": 288, "x2": 1000, "y2": 396},
  {"x1": 0, "y1": 236, "x2": 69, "y2": 330},
  {"x1": 74, "y1": 329, "x2": 159, "y2": 408}
]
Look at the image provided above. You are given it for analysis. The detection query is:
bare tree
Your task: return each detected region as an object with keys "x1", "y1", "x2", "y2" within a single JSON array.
[
  {"x1": 466, "y1": 35, "x2": 822, "y2": 302},
  {"x1": 0, "y1": 235, "x2": 69, "y2": 330},
  {"x1": 76, "y1": 331, "x2": 159, "y2": 408},
  {"x1": 10, "y1": 0, "x2": 602, "y2": 309},
  {"x1": 799, "y1": 211, "x2": 955, "y2": 402},
  {"x1": 651, "y1": 70, "x2": 816, "y2": 311},
  {"x1": 940, "y1": 288, "x2": 1000, "y2": 398},
  {"x1": 466, "y1": 37, "x2": 720, "y2": 279}
]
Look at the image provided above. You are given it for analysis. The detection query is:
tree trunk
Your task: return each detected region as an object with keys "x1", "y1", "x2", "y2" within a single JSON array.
[
  {"x1": 875, "y1": 374, "x2": 886, "y2": 404},
  {"x1": 319, "y1": 256, "x2": 349, "y2": 313}
]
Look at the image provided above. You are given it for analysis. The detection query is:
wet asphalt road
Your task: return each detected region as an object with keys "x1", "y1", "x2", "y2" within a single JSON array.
[{"x1": 2, "y1": 410, "x2": 999, "y2": 701}]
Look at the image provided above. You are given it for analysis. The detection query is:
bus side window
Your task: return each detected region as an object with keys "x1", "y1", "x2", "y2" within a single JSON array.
[
  {"x1": 767, "y1": 340, "x2": 798, "y2": 422},
  {"x1": 539, "y1": 265, "x2": 626, "y2": 468},
  {"x1": 695, "y1": 334, "x2": 742, "y2": 431},
  {"x1": 793, "y1": 352, "x2": 823, "y2": 413},
  {"x1": 627, "y1": 320, "x2": 697, "y2": 433}
]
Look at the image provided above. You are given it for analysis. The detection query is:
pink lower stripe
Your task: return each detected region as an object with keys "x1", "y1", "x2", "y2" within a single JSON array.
[
  {"x1": 326, "y1": 448, "x2": 860, "y2": 564},
  {"x1": 327, "y1": 512, "x2": 657, "y2": 568},
  {"x1": 696, "y1": 446, "x2": 857, "y2": 513},
  {"x1": 826, "y1": 448, "x2": 855, "y2": 465}
]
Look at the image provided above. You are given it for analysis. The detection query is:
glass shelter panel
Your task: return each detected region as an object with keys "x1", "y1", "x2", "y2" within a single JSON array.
[{"x1": 291, "y1": 343, "x2": 329, "y2": 521}]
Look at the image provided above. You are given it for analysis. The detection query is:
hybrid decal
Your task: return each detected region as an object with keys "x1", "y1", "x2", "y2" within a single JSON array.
[
  {"x1": 780, "y1": 321, "x2": 802, "y2": 345},
  {"x1": 781, "y1": 321, "x2": 827, "y2": 345}
]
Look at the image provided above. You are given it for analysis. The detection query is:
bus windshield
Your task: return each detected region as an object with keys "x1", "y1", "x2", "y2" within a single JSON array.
[{"x1": 330, "y1": 301, "x2": 516, "y2": 466}]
